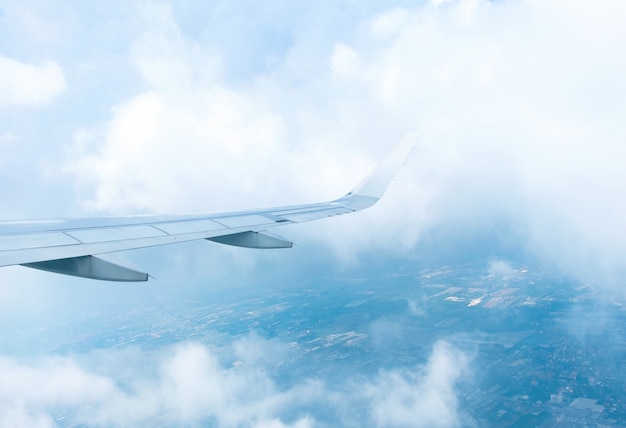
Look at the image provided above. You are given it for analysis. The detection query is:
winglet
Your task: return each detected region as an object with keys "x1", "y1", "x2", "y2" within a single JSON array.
[{"x1": 338, "y1": 132, "x2": 417, "y2": 209}]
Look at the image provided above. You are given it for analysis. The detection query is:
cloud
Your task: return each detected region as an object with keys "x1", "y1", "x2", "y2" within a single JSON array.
[
  {"x1": 232, "y1": 331, "x2": 290, "y2": 366},
  {"x1": 366, "y1": 341, "x2": 472, "y2": 427},
  {"x1": 407, "y1": 299, "x2": 427, "y2": 317},
  {"x1": 0, "y1": 341, "x2": 320, "y2": 427},
  {"x1": 56, "y1": 0, "x2": 626, "y2": 285},
  {"x1": 487, "y1": 260, "x2": 514, "y2": 278},
  {"x1": 0, "y1": 56, "x2": 66, "y2": 107},
  {"x1": 0, "y1": 337, "x2": 470, "y2": 427},
  {"x1": 370, "y1": 317, "x2": 406, "y2": 348},
  {"x1": 315, "y1": 0, "x2": 626, "y2": 283},
  {"x1": 65, "y1": 87, "x2": 291, "y2": 214}
]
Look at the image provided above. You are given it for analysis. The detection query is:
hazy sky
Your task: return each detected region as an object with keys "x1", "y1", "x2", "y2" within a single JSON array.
[{"x1": 1, "y1": 0, "x2": 625, "y2": 426}]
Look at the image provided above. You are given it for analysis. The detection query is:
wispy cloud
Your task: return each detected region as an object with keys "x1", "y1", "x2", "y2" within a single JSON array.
[{"x1": 366, "y1": 341, "x2": 472, "y2": 427}]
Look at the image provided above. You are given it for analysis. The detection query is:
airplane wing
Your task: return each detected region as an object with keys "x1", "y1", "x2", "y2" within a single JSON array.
[{"x1": 0, "y1": 133, "x2": 416, "y2": 281}]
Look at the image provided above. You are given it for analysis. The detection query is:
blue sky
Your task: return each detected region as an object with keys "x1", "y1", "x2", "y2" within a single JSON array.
[{"x1": 1, "y1": 0, "x2": 626, "y2": 426}]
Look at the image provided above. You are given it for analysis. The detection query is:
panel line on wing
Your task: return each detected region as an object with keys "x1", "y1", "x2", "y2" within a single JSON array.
[
  {"x1": 210, "y1": 214, "x2": 276, "y2": 229},
  {"x1": 65, "y1": 225, "x2": 168, "y2": 244},
  {"x1": 0, "y1": 232, "x2": 82, "y2": 252},
  {"x1": 150, "y1": 219, "x2": 225, "y2": 235},
  {"x1": 63, "y1": 231, "x2": 84, "y2": 244}
]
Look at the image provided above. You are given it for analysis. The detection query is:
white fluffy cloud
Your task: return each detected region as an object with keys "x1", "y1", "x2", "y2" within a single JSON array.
[
  {"x1": 0, "y1": 338, "x2": 469, "y2": 427},
  {"x1": 59, "y1": 0, "x2": 626, "y2": 285},
  {"x1": 0, "y1": 57, "x2": 66, "y2": 106},
  {"x1": 64, "y1": 1, "x2": 379, "y2": 219},
  {"x1": 0, "y1": 341, "x2": 318, "y2": 427}
]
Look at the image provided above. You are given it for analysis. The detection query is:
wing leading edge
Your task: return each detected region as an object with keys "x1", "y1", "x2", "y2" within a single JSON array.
[{"x1": 0, "y1": 133, "x2": 416, "y2": 281}]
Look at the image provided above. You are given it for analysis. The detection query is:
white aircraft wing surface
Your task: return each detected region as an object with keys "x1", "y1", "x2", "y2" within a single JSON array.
[{"x1": 0, "y1": 134, "x2": 416, "y2": 281}]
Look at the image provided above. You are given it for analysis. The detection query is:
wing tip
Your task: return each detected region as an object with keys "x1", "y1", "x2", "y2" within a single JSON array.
[{"x1": 348, "y1": 132, "x2": 418, "y2": 201}]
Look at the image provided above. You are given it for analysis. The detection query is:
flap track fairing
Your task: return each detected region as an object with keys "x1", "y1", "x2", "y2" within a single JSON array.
[
  {"x1": 207, "y1": 231, "x2": 293, "y2": 249},
  {"x1": 22, "y1": 255, "x2": 149, "y2": 282}
]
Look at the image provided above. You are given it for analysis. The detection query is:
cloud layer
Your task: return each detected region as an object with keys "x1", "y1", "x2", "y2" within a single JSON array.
[{"x1": 0, "y1": 338, "x2": 470, "y2": 427}]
